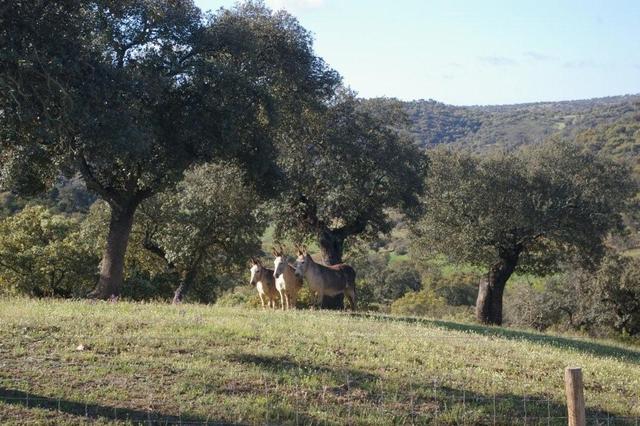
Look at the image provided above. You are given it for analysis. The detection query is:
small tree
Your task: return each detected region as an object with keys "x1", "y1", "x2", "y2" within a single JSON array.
[
  {"x1": 413, "y1": 141, "x2": 636, "y2": 325},
  {"x1": 1, "y1": 1, "x2": 339, "y2": 298},
  {"x1": 139, "y1": 163, "x2": 266, "y2": 303},
  {"x1": 274, "y1": 91, "x2": 425, "y2": 265},
  {"x1": 596, "y1": 254, "x2": 640, "y2": 336},
  {"x1": 0, "y1": 206, "x2": 98, "y2": 297}
]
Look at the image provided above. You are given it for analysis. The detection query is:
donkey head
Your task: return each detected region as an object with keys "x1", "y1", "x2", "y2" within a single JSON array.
[
  {"x1": 273, "y1": 245, "x2": 287, "y2": 279},
  {"x1": 294, "y1": 245, "x2": 308, "y2": 279},
  {"x1": 249, "y1": 257, "x2": 263, "y2": 286}
]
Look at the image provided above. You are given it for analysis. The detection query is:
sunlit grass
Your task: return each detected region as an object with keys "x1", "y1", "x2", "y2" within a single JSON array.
[{"x1": 1, "y1": 298, "x2": 639, "y2": 424}]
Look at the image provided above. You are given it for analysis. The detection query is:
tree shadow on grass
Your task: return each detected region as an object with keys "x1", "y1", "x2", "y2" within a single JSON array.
[
  {"x1": 227, "y1": 352, "x2": 377, "y2": 384},
  {"x1": 220, "y1": 353, "x2": 630, "y2": 424},
  {"x1": 349, "y1": 312, "x2": 640, "y2": 365},
  {"x1": 0, "y1": 387, "x2": 233, "y2": 425},
  {"x1": 414, "y1": 382, "x2": 626, "y2": 425}
]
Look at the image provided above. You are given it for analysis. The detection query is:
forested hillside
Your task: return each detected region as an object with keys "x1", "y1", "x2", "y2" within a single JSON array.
[{"x1": 405, "y1": 94, "x2": 640, "y2": 151}]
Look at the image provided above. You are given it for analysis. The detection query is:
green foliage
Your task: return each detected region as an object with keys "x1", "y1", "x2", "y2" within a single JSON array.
[
  {"x1": 273, "y1": 91, "x2": 425, "y2": 261},
  {"x1": 506, "y1": 254, "x2": 640, "y2": 336},
  {"x1": 414, "y1": 141, "x2": 636, "y2": 273},
  {"x1": 1, "y1": 0, "x2": 340, "y2": 296},
  {"x1": 596, "y1": 255, "x2": 640, "y2": 336},
  {"x1": 405, "y1": 95, "x2": 640, "y2": 151},
  {"x1": 424, "y1": 270, "x2": 480, "y2": 307},
  {"x1": 0, "y1": 206, "x2": 98, "y2": 297},
  {"x1": 390, "y1": 288, "x2": 474, "y2": 321},
  {"x1": 576, "y1": 113, "x2": 640, "y2": 174},
  {"x1": 214, "y1": 285, "x2": 261, "y2": 309},
  {"x1": 80, "y1": 162, "x2": 266, "y2": 303}
]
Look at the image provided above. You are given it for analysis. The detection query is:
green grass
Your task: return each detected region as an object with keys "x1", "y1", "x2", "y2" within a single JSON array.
[{"x1": 1, "y1": 298, "x2": 640, "y2": 425}]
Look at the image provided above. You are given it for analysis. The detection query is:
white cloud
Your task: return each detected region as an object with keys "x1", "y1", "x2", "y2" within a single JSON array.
[{"x1": 266, "y1": 0, "x2": 325, "y2": 11}]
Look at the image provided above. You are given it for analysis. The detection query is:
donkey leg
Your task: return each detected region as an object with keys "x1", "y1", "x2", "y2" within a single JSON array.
[
  {"x1": 316, "y1": 291, "x2": 324, "y2": 309},
  {"x1": 346, "y1": 287, "x2": 357, "y2": 311},
  {"x1": 259, "y1": 293, "x2": 265, "y2": 309},
  {"x1": 289, "y1": 291, "x2": 296, "y2": 309},
  {"x1": 278, "y1": 290, "x2": 285, "y2": 310}
]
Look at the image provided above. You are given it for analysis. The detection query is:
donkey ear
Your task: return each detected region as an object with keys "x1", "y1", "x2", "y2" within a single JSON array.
[
  {"x1": 271, "y1": 246, "x2": 277, "y2": 256},
  {"x1": 302, "y1": 245, "x2": 308, "y2": 255}
]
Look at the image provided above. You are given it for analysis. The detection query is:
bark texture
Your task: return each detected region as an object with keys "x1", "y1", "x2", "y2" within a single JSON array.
[
  {"x1": 90, "y1": 203, "x2": 137, "y2": 299},
  {"x1": 318, "y1": 229, "x2": 344, "y2": 265},
  {"x1": 475, "y1": 247, "x2": 521, "y2": 325}
]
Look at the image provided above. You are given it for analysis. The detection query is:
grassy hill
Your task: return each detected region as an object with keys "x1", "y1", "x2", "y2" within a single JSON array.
[{"x1": 1, "y1": 298, "x2": 639, "y2": 424}]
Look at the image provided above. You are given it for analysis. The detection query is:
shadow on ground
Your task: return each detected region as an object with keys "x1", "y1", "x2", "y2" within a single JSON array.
[
  {"x1": 349, "y1": 312, "x2": 640, "y2": 365},
  {"x1": 228, "y1": 352, "x2": 377, "y2": 383},
  {"x1": 227, "y1": 352, "x2": 628, "y2": 424},
  {"x1": 0, "y1": 387, "x2": 231, "y2": 425}
]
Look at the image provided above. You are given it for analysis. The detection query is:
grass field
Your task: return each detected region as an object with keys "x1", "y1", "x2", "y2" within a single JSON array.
[{"x1": 1, "y1": 298, "x2": 639, "y2": 425}]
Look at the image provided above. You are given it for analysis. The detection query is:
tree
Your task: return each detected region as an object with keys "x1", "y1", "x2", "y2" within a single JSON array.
[
  {"x1": 0, "y1": 205, "x2": 98, "y2": 297},
  {"x1": 596, "y1": 254, "x2": 640, "y2": 336},
  {"x1": 274, "y1": 91, "x2": 425, "y2": 265},
  {"x1": 1, "y1": 0, "x2": 339, "y2": 298},
  {"x1": 139, "y1": 162, "x2": 266, "y2": 303},
  {"x1": 413, "y1": 141, "x2": 636, "y2": 325}
]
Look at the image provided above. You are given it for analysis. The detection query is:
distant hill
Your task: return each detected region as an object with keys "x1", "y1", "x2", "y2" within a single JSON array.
[{"x1": 404, "y1": 94, "x2": 640, "y2": 151}]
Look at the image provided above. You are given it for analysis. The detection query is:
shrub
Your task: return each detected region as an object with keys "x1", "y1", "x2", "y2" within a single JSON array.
[
  {"x1": 506, "y1": 255, "x2": 640, "y2": 337},
  {"x1": 596, "y1": 255, "x2": 640, "y2": 336},
  {"x1": 390, "y1": 288, "x2": 474, "y2": 321},
  {"x1": 0, "y1": 205, "x2": 98, "y2": 297}
]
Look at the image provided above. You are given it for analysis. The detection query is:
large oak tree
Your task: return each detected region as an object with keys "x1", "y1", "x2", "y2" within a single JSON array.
[
  {"x1": 413, "y1": 141, "x2": 636, "y2": 325},
  {"x1": 1, "y1": 0, "x2": 339, "y2": 298},
  {"x1": 273, "y1": 92, "x2": 425, "y2": 265}
]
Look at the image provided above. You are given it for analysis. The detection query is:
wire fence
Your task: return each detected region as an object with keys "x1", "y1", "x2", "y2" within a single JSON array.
[{"x1": 1, "y1": 334, "x2": 639, "y2": 425}]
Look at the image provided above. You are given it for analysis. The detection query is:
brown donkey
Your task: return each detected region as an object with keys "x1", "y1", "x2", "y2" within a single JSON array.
[
  {"x1": 249, "y1": 258, "x2": 279, "y2": 309},
  {"x1": 273, "y1": 245, "x2": 303, "y2": 310},
  {"x1": 293, "y1": 246, "x2": 356, "y2": 310}
]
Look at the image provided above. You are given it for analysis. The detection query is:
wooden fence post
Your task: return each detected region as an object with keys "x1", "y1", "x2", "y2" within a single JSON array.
[{"x1": 565, "y1": 367, "x2": 586, "y2": 426}]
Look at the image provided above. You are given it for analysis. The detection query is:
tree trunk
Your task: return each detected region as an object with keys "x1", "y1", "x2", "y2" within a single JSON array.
[
  {"x1": 319, "y1": 229, "x2": 344, "y2": 265},
  {"x1": 318, "y1": 229, "x2": 345, "y2": 310},
  {"x1": 89, "y1": 202, "x2": 137, "y2": 299},
  {"x1": 172, "y1": 267, "x2": 198, "y2": 304},
  {"x1": 476, "y1": 249, "x2": 521, "y2": 325}
]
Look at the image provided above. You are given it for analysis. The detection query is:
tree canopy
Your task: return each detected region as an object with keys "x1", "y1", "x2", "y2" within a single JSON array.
[
  {"x1": 1, "y1": 0, "x2": 339, "y2": 298},
  {"x1": 413, "y1": 141, "x2": 636, "y2": 325},
  {"x1": 273, "y1": 91, "x2": 426, "y2": 265}
]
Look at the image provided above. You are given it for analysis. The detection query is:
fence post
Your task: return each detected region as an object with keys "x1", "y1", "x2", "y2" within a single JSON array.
[{"x1": 564, "y1": 367, "x2": 586, "y2": 426}]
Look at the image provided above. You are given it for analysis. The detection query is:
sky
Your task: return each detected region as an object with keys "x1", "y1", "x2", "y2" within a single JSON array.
[{"x1": 194, "y1": 0, "x2": 640, "y2": 106}]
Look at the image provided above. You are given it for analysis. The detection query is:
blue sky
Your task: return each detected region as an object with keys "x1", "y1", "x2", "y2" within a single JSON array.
[{"x1": 194, "y1": 0, "x2": 640, "y2": 105}]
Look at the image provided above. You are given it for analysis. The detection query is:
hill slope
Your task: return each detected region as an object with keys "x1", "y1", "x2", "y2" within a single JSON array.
[
  {"x1": 405, "y1": 94, "x2": 640, "y2": 151},
  {"x1": 1, "y1": 299, "x2": 639, "y2": 424}
]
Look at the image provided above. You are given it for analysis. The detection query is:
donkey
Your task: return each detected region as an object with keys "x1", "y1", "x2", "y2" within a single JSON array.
[
  {"x1": 293, "y1": 246, "x2": 357, "y2": 310},
  {"x1": 249, "y1": 258, "x2": 279, "y2": 309},
  {"x1": 273, "y1": 245, "x2": 303, "y2": 310}
]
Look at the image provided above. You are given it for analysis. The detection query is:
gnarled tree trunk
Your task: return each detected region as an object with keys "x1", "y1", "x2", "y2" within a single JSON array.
[
  {"x1": 89, "y1": 202, "x2": 137, "y2": 299},
  {"x1": 319, "y1": 229, "x2": 344, "y2": 265},
  {"x1": 476, "y1": 247, "x2": 521, "y2": 325},
  {"x1": 318, "y1": 229, "x2": 345, "y2": 310}
]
